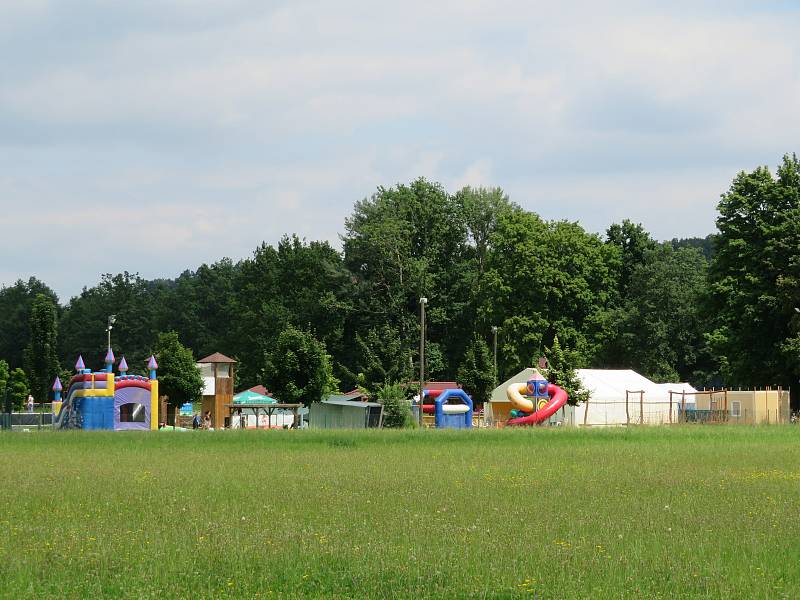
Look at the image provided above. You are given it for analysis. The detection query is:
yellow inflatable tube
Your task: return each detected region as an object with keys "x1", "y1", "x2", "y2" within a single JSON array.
[{"x1": 507, "y1": 382, "x2": 535, "y2": 413}]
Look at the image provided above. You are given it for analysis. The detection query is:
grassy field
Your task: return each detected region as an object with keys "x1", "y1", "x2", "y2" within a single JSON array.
[{"x1": 1, "y1": 426, "x2": 798, "y2": 599}]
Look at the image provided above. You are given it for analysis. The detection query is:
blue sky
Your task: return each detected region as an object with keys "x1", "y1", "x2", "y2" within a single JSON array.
[{"x1": 1, "y1": 1, "x2": 798, "y2": 300}]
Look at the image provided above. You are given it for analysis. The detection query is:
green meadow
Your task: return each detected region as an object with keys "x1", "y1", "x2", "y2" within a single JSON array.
[{"x1": 1, "y1": 426, "x2": 798, "y2": 599}]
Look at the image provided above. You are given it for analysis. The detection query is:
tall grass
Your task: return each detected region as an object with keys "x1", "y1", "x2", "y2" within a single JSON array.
[{"x1": 0, "y1": 426, "x2": 798, "y2": 598}]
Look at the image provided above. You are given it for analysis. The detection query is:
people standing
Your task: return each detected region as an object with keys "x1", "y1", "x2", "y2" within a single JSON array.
[
  {"x1": 26, "y1": 394, "x2": 34, "y2": 413},
  {"x1": 203, "y1": 411, "x2": 212, "y2": 430}
]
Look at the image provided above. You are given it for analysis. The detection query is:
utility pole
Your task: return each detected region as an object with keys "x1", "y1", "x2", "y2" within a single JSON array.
[
  {"x1": 107, "y1": 314, "x2": 116, "y2": 350},
  {"x1": 491, "y1": 326, "x2": 499, "y2": 388},
  {"x1": 419, "y1": 297, "x2": 427, "y2": 427}
]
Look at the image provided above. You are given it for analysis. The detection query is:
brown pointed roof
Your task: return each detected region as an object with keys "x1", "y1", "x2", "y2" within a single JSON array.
[
  {"x1": 197, "y1": 352, "x2": 237, "y2": 364},
  {"x1": 242, "y1": 385, "x2": 272, "y2": 396}
]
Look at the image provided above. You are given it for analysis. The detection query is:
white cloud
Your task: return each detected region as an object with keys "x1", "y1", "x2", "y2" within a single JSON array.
[{"x1": 0, "y1": 1, "x2": 799, "y2": 297}]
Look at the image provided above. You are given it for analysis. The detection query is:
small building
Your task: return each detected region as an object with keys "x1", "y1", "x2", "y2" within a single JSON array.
[
  {"x1": 197, "y1": 352, "x2": 236, "y2": 430},
  {"x1": 693, "y1": 388, "x2": 790, "y2": 424},
  {"x1": 309, "y1": 395, "x2": 384, "y2": 429}
]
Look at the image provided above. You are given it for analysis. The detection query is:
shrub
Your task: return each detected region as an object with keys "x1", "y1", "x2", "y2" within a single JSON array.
[{"x1": 376, "y1": 382, "x2": 416, "y2": 428}]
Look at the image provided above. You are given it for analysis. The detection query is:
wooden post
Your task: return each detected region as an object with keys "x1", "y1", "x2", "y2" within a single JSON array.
[
  {"x1": 668, "y1": 392, "x2": 673, "y2": 424},
  {"x1": 639, "y1": 391, "x2": 644, "y2": 425},
  {"x1": 625, "y1": 391, "x2": 630, "y2": 425},
  {"x1": 681, "y1": 391, "x2": 686, "y2": 423},
  {"x1": 724, "y1": 390, "x2": 728, "y2": 422},
  {"x1": 583, "y1": 396, "x2": 589, "y2": 426}
]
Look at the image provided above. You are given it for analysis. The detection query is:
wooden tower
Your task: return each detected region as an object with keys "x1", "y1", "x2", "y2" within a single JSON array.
[{"x1": 197, "y1": 352, "x2": 236, "y2": 429}]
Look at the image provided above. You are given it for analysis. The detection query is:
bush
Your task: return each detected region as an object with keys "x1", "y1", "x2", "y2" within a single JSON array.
[{"x1": 376, "y1": 382, "x2": 416, "y2": 428}]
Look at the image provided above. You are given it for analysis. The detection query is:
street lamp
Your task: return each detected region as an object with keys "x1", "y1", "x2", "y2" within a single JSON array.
[
  {"x1": 419, "y1": 297, "x2": 428, "y2": 427},
  {"x1": 107, "y1": 314, "x2": 117, "y2": 350},
  {"x1": 491, "y1": 326, "x2": 499, "y2": 388}
]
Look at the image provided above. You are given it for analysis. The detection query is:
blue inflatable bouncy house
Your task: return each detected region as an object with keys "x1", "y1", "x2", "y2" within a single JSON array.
[{"x1": 419, "y1": 388, "x2": 473, "y2": 428}]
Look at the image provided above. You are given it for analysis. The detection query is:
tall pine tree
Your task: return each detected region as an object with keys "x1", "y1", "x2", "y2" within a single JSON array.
[{"x1": 23, "y1": 294, "x2": 61, "y2": 403}]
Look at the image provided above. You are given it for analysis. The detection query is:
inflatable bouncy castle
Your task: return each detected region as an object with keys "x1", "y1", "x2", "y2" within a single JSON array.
[{"x1": 52, "y1": 351, "x2": 159, "y2": 431}]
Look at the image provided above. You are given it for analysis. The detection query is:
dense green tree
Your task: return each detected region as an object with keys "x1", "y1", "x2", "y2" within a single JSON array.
[
  {"x1": 8, "y1": 368, "x2": 29, "y2": 411},
  {"x1": 707, "y1": 155, "x2": 800, "y2": 389},
  {"x1": 620, "y1": 245, "x2": 709, "y2": 382},
  {"x1": 14, "y1": 165, "x2": 795, "y2": 400},
  {"x1": 342, "y1": 178, "x2": 470, "y2": 375},
  {"x1": 544, "y1": 336, "x2": 589, "y2": 406},
  {"x1": 0, "y1": 277, "x2": 59, "y2": 369},
  {"x1": 263, "y1": 326, "x2": 338, "y2": 406},
  {"x1": 23, "y1": 294, "x2": 61, "y2": 403},
  {"x1": 233, "y1": 236, "x2": 354, "y2": 388},
  {"x1": 59, "y1": 272, "x2": 161, "y2": 371},
  {"x1": 158, "y1": 260, "x2": 239, "y2": 360},
  {"x1": 342, "y1": 324, "x2": 413, "y2": 394},
  {"x1": 450, "y1": 186, "x2": 520, "y2": 360},
  {"x1": 155, "y1": 331, "x2": 203, "y2": 422},
  {"x1": 671, "y1": 235, "x2": 716, "y2": 261},
  {"x1": 455, "y1": 187, "x2": 517, "y2": 277},
  {"x1": 457, "y1": 334, "x2": 495, "y2": 406},
  {"x1": 486, "y1": 211, "x2": 618, "y2": 378},
  {"x1": 606, "y1": 220, "x2": 657, "y2": 298}
]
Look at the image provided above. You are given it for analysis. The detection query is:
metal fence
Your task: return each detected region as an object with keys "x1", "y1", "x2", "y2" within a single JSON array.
[{"x1": 1, "y1": 411, "x2": 53, "y2": 430}]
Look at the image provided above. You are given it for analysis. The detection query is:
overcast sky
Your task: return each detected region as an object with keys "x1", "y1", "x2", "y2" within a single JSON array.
[{"x1": 1, "y1": 1, "x2": 798, "y2": 301}]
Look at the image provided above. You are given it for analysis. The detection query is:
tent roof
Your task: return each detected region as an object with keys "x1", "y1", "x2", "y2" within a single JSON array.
[
  {"x1": 233, "y1": 390, "x2": 277, "y2": 404},
  {"x1": 576, "y1": 370, "x2": 700, "y2": 402},
  {"x1": 490, "y1": 368, "x2": 544, "y2": 402},
  {"x1": 410, "y1": 381, "x2": 460, "y2": 391},
  {"x1": 240, "y1": 385, "x2": 271, "y2": 396},
  {"x1": 197, "y1": 352, "x2": 237, "y2": 364},
  {"x1": 654, "y1": 382, "x2": 699, "y2": 395}
]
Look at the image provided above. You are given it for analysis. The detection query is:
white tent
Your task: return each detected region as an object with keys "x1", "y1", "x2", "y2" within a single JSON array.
[
  {"x1": 567, "y1": 370, "x2": 698, "y2": 426},
  {"x1": 655, "y1": 382, "x2": 697, "y2": 409}
]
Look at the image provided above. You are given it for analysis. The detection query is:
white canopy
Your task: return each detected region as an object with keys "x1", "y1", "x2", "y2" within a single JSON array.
[{"x1": 572, "y1": 370, "x2": 698, "y2": 426}]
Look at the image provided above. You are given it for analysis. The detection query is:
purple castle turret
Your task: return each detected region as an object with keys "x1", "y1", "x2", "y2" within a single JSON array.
[
  {"x1": 147, "y1": 355, "x2": 158, "y2": 380},
  {"x1": 104, "y1": 348, "x2": 115, "y2": 373}
]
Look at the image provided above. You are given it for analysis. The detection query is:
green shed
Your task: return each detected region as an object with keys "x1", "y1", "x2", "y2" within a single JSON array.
[{"x1": 309, "y1": 398, "x2": 384, "y2": 429}]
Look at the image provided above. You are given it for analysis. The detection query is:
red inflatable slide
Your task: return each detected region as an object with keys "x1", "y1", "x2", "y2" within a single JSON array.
[{"x1": 506, "y1": 382, "x2": 569, "y2": 426}]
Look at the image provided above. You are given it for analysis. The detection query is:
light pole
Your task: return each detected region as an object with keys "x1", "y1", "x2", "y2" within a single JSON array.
[
  {"x1": 107, "y1": 314, "x2": 116, "y2": 349},
  {"x1": 491, "y1": 326, "x2": 499, "y2": 388},
  {"x1": 419, "y1": 297, "x2": 428, "y2": 427}
]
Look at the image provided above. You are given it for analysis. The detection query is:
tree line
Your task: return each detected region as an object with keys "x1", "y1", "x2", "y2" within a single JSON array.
[{"x1": 1, "y1": 154, "x2": 799, "y2": 409}]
